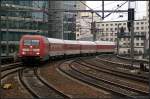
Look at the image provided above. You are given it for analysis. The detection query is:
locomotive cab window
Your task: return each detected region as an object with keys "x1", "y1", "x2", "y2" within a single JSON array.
[
  {"x1": 24, "y1": 40, "x2": 31, "y2": 45},
  {"x1": 32, "y1": 40, "x2": 39, "y2": 45},
  {"x1": 23, "y1": 40, "x2": 39, "y2": 45}
]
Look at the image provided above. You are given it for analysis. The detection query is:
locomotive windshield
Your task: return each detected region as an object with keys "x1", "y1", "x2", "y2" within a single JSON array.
[{"x1": 24, "y1": 40, "x2": 39, "y2": 46}]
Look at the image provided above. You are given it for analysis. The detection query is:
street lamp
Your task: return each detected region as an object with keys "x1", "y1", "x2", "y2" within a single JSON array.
[{"x1": 117, "y1": 23, "x2": 121, "y2": 55}]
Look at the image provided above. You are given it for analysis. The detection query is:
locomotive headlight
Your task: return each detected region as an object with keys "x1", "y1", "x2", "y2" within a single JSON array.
[
  {"x1": 36, "y1": 52, "x2": 40, "y2": 55},
  {"x1": 22, "y1": 52, "x2": 25, "y2": 55}
]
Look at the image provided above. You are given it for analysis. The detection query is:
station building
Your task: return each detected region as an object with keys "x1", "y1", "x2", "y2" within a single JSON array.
[{"x1": 96, "y1": 19, "x2": 149, "y2": 59}]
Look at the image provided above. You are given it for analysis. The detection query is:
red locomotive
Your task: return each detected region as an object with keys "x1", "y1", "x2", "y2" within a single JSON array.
[{"x1": 19, "y1": 35, "x2": 116, "y2": 63}]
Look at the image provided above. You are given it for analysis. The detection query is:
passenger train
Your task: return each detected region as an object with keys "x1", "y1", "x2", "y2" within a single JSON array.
[{"x1": 19, "y1": 35, "x2": 116, "y2": 63}]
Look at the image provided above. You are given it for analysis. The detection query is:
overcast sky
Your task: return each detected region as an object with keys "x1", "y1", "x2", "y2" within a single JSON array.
[{"x1": 86, "y1": 1, "x2": 147, "y2": 21}]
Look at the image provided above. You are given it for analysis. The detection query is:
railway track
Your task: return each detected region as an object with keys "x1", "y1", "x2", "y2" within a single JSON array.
[
  {"x1": 58, "y1": 58, "x2": 148, "y2": 98},
  {"x1": 1, "y1": 63, "x2": 23, "y2": 79},
  {"x1": 71, "y1": 62, "x2": 148, "y2": 94},
  {"x1": 2, "y1": 62, "x2": 22, "y2": 72},
  {"x1": 98, "y1": 55, "x2": 149, "y2": 69},
  {"x1": 18, "y1": 66, "x2": 71, "y2": 99},
  {"x1": 78, "y1": 58, "x2": 148, "y2": 83}
]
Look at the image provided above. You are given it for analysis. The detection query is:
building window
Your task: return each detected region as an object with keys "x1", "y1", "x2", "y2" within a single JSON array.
[
  {"x1": 110, "y1": 24, "x2": 113, "y2": 26},
  {"x1": 110, "y1": 38, "x2": 113, "y2": 41},
  {"x1": 136, "y1": 43, "x2": 139, "y2": 46},
  {"x1": 136, "y1": 37, "x2": 139, "y2": 40},
  {"x1": 106, "y1": 28, "x2": 108, "y2": 31},
  {"x1": 141, "y1": 37, "x2": 144, "y2": 40},
  {"x1": 124, "y1": 27, "x2": 126, "y2": 31},
  {"x1": 141, "y1": 22, "x2": 144, "y2": 24},
  {"x1": 128, "y1": 43, "x2": 130, "y2": 46},
  {"x1": 141, "y1": 32, "x2": 145, "y2": 35},
  {"x1": 115, "y1": 28, "x2": 117, "y2": 31},
  {"x1": 136, "y1": 22, "x2": 139, "y2": 25},
  {"x1": 110, "y1": 28, "x2": 113, "y2": 31},
  {"x1": 141, "y1": 27, "x2": 144, "y2": 30},
  {"x1": 139, "y1": 50, "x2": 142, "y2": 54},
  {"x1": 102, "y1": 24, "x2": 104, "y2": 26},
  {"x1": 115, "y1": 23, "x2": 117, "y2": 26},
  {"x1": 123, "y1": 23, "x2": 126, "y2": 25},
  {"x1": 136, "y1": 27, "x2": 139, "y2": 30},
  {"x1": 97, "y1": 24, "x2": 100, "y2": 27},
  {"x1": 141, "y1": 43, "x2": 144, "y2": 46},
  {"x1": 128, "y1": 49, "x2": 130, "y2": 53},
  {"x1": 124, "y1": 51, "x2": 126, "y2": 54},
  {"x1": 106, "y1": 24, "x2": 108, "y2": 26}
]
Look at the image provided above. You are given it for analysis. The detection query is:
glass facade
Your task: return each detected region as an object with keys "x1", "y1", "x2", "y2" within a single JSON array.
[
  {"x1": 1, "y1": 0, "x2": 48, "y2": 56},
  {"x1": 63, "y1": 1, "x2": 76, "y2": 40}
]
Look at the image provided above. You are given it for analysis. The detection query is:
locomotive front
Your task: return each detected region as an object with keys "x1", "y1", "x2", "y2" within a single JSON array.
[{"x1": 19, "y1": 35, "x2": 42, "y2": 63}]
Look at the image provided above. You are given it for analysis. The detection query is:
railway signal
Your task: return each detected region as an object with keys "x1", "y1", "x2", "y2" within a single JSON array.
[{"x1": 127, "y1": 8, "x2": 134, "y2": 32}]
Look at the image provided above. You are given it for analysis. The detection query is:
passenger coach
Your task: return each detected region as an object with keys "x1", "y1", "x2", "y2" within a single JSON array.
[{"x1": 19, "y1": 35, "x2": 116, "y2": 63}]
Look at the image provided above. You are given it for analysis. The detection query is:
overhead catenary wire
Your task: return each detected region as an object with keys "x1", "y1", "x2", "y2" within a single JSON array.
[
  {"x1": 93, "y1": 1, "x2": 120, "y2": 9},
  {"x1": 104, "y1": 1, "x2": 128, "y2": 18},
  {"x1": 80, "y1": 1, "x2": 102, "y2": 19}
]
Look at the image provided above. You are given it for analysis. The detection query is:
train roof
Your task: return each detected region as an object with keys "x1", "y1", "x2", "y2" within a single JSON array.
[
  {"x1": 78, "y1": 41, "x2": 96, "y2": 45},
  {"x1": 47, "y1": 38, "x2": 64, "y2": 44},
  {"x1": 94, "y1": 41, "x2": 115, "y2": 45},
  {"x1": 22, "y1": 35, "x2": 44, "y2": 38},
  {"x1": 63, "y1": 40, "x2": 79, "y2": 44},
  {"x1": 21, "y1": 35, "x2": 45, "y2": 40}
]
